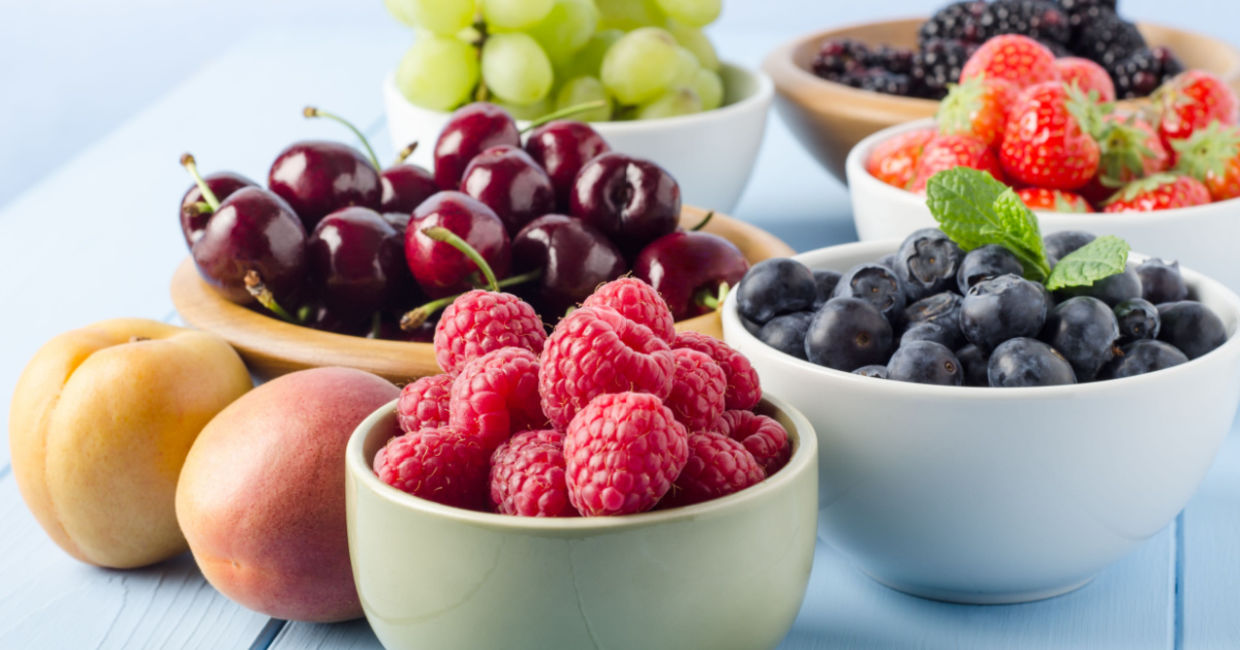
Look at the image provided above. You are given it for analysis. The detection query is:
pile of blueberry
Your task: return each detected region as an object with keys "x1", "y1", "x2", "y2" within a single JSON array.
[{"x1": 735, "y1": 229, "x2": 1228, "y2": 387}]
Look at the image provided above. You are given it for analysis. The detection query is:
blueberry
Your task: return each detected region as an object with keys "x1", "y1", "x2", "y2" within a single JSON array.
[
  {"x1": 758, "y1": 311, "x2": 815, "y2": 360},
  {"x1": 1157, "y1": 301, "x2": 1228, "y2": 359},
  {"x1": 987, "y1": 337, "x2": 1077, "y2": 387},
  {"x1": 1055, "y1": 264, "x2": 1142, "y2": 307},
  {"x1": 894, "y1": 228, "x2": 965, "y2": 301},
  {"x1": 1041, "y1": 296, "x2": 1120, "y2": 381},
  {"x1": 740, "y1": 314, "x2": 763, "y2": 336},
  {"x1": 812, "y1": 269, "x2": 842, "y2": 308},
  {"x1": 1136, "y1": 259, "x2": 1188, "y2": 304},
  {"x1": 955, "y1": 343, "x2": 990, "y2": 386},
  {"x1": 805, "y1": 297, "x2": 895, "y2": 371},
  {"x1": 957, "y1": 244, "x2": 1024, "y2": 294},
  {"x1": 1044, "y1": 230, "x2": 1096, "y2": 266},
  {"x1": 1114, "y1": 298, "x2": 1160, "y2": 344},
  {"x1": 853, "y1": 365, "x2": 889, "y2": 379},
  {"x1": 900, "y1": 320, "x2": 964, "y2": 350},
  {"x1": 1098, "y1": 340, "x2": 1189, "y2": 379},
  {"x1": 903, "y1": 292, "x2": 962, "y2": 327},
  {"x1": 737, "y1": 258, "x2": 818, "y2": 324},
  {"x1": 877, "y1": 253, "x2": 899, "y2": 272},
  {"x1": 832, "y1": 263, "x2": 907, "y2": 323},
  {"x1": 960, "y1": 274, "x2": 1048, "y2": 350},
  {"x1": 887, "y1": 341, "x2": 963, "y2": 386}
]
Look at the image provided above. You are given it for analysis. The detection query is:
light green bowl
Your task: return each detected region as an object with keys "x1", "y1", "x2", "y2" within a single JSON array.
[{"x1": 345, "y1": 395, "x2": 818, "y2": 650}]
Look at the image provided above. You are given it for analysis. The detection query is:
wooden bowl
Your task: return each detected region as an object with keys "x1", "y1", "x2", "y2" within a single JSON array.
[
  {"x1": 171, "y1": 207, "x2": 795, "y2": 384},
  {"x1": 762, "y1": 17, "x2": 1240, "y2": 183}
]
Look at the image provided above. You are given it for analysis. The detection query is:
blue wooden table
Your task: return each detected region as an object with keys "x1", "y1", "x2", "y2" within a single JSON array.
[{"x1": 2, "y1": 2, "x2": 1239, "y2": 648}]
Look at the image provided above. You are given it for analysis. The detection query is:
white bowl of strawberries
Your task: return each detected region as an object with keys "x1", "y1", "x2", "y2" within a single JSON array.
[{"x1": 846, "y1": 34, "x2": 1240, "y2": 291}]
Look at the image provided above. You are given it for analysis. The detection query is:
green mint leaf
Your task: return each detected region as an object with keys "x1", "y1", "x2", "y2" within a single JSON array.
[
  {"x1": 925, "y1": 168, "x2": 1052, "y2": 281},
  {"x1": 1045, "y1": 235, "x2": 1131, "y2": 290}
]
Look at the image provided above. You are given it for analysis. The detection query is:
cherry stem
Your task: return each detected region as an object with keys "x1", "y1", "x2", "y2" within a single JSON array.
[
  {"x1": 694, "y1": 282, "x2": 731, "y2": 311},
  {"x1": 399, "y1": 269, "x2": 542, "y2": 330},
  {"x1": 689, "y1": 211, "x2": 715, "y2": 231},
  {"x1": 303, "y1": 106, "x2": 382, "y2": 172},
  {"x1": 244, "y1": 270, "x2": 297, "y2": 323},
  {"x1": 180, "y1": 154, "x2": 220, "y2": 212},
  {"x1": 394, "y1": 141, "x2": 419, "y2": 166},
  {"x1": 521, "y1": 100, "x2": 609, "y2": 133},
  {"x1": 421, "y1": 226, "x2": 499, "y2": 292}
]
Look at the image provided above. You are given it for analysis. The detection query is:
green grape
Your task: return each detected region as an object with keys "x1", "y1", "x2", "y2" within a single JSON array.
[
  {"x1": 670, "y1": 46, "x2": 700, "y2": 87},
  {"x1": 596, "y1": 0, "x2": 665, "y2": 30},
  {"x1": 384, "y1": 0, "x2": 419, "y2": 28},
  {"x1": 396, "y1": 35, "x2": 480, "y2": 111},
  {"x1": 399, "y1": 0, "x2": 477, "y2": 36},
  {"x1": 655, "y1": 0, "x2": 720, "y2": 28},
  {"x1": 601, "y1": 27, "x2": 680, "y2": 105},
  {"x1": 637, "y1": 87, "x2": 702, "y2": 119},
  {"x1": 496, "y1": 97, "x2": 553, "y2": 121},
  {"x1": 555, "y1": 28, "x2": 622, "y2": 80},
  {"x1": 692, "y1": 68, "x2": 723, "y2": 110},
  {"x1": 483, "y1": 0, "x2": 554, "y2": 30},
  {"x1": 668, "y1": 21, "x2": 720, "y2": 71},
  {"x1": 527, "y1": 0, "x2": 599, "y2": 64},
  {"x1": 482, "y1": 33, "x2": 555, "y2": 105},
  {"x1": 556, "y1": 76, "x2": 613, "y2": 122}
]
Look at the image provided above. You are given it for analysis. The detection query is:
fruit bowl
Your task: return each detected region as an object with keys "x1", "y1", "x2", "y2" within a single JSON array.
[
  {"x1": 383, "y1": 63, "x2": 773, "y2": 213},
  {"x1": 846, "y1": 117, "x2": 1240, "y2": 291},
  {"x1": 721, "y1": 239, "x2": 1240, "y2": 604},
  {"x1": 762, "y1": 18, "x2": 1240, "y2": 183},
  {"x1": 170, "y1": 207, "x2": 795, "y2": 383},
  {"x1": 345, "y1": 393, "x2": 817, "y2": 649}
]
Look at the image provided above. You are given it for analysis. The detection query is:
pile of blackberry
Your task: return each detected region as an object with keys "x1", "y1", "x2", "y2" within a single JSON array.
[{"x1": 811, "y1": 0, "x2": 1183, "y2": 100}]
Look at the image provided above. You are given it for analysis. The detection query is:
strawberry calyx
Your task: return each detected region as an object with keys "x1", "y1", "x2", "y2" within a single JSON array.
[
  {"x1": 1063, "y1": 81, "x2": 1112, "y2": 143},
  {"x1": 936, "y1": 75, "x2": 987, "y2": 137},
  {"x1": 1094, "y1": 115, "x2": 1159, "y2": 188},
  {"x1": 1052, "y1": 191, "x2": 1090, "y2": 213},
  {"x1": 1103, "y1": 172, "x2": 1181, "y2": 205},
  {"x1": 1171, "y1": 120, "x2": 1240, "y2": 182}
]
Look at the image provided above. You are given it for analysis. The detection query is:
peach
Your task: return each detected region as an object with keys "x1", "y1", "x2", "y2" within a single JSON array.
[
  {"x1": 8, "y1": 318, "x2": 252, "y2": 569},
  {"x1": 175, "y1": 366, "x2": 398, "y2": 622}
]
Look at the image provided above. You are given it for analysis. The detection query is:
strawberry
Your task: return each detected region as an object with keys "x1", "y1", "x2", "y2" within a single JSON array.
[
  {"x1": 1171, "y1": 121, "x2": 1240, "y2": 201},
  {"x1": 959, "y1": 35, "x2": 1058, "y2": 90},
  {"x1": 1155, "y1": 70, "x2": 1240, "y2": 148},
  {"x1": 865, "y1": 127, "x2": 936, "y2": 189},
  {"x1": 1093, "y1": 113, "x2": 1170, "y2": 188},
  {"x1": 1102, "y1": 173, "x2": 1212, "y2": 212},
  {"x1": 1016, "y1": 187, "x2": 1094, "y2": 213},
  {"x1": 1053, "y1": 57, "x2": 1116, "y2": 103},
  {"x1": 998, "y1": 81, "x2": 1100, "y2": 190},
  {"x1": 908, "y1": 133, "x2": 1005, "y2": 192},
  {"x1": 936, "y1": 76, "x2": 1018, "y2": 148}
]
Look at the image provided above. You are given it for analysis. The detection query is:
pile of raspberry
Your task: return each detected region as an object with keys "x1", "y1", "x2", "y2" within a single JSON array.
[{"x1": 373, "y1": 277, "x2": 792, "y2": 517}]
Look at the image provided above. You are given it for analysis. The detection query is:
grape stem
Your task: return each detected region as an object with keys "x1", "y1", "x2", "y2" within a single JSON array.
[
  {"x1": 394, "y1": 141, "x2": 418, "y2": 166},
  {"x1": 689, "y1": 211, "x2": 715, "y2": 231},
  {"x1": 303, "y1": 106, "x2": 382, "y2": 172},
  {"x1": 521, "y1": 100, "x2": 609, "y2": 133},
  {"x1": 398, "y1": 269, "x2": 542, "y2": 330},
  {"x1": 244, "y1": 270, "x2": 298, "y2": 323},
  {"x1": 180, "y1": 154, "x2": 220, "y2": 212},
  {"x1": 694, "y1": 282, "x2": 730, "y2": 311},
  {"x1": 421, "y1": 226, "x2": 500, "y2": 292}
]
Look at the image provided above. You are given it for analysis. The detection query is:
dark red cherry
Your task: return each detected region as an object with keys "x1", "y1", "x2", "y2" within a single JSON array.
[
  {"x1": 570, "y1": 153, "x2": 681, "y2": 256},
  {"x1": 191, "y1": 186, "x2": 308, "y2": 306},
  {"x1": 433, "y1": 103, "x2": 520, "y2": 190},
  {"x1": 512, "y1": 214, "x2": 627, "y2": 317},
  {"x1": 307, "y1": 207, "x2": 416, "y2": 322},
  {"x1": 524, "y1": 120, "x2": 610, "y2": 211},
  {"x1": 460, "y1": 145, "x2": 555, "y2": 234},
  {"x1": 633, "y1": 229, "x2": 750, "y2": 320},
  {"x1": 180, "y1": 171, "x2": 256, "y2": 247},
  {"x1": 382, "y1": 212, "x2": 413, "y2": 233},
  {"x1": 405, "y1": 191, "x2": 511, "y2": 298},
  {"x1": 381, "y1": 163, "x2": 437, "y2": 214},
  {"x1": 268, "y1": 141, "x2": 382, "y2": 230}
]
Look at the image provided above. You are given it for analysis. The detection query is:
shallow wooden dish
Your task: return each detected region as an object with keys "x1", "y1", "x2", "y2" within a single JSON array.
[
  {"x1": 171, "y1": 206, "x2": 795, "y2": 384},
  {"x1": 763, "y1": 17, "x2": 1240, "y2": 183}
]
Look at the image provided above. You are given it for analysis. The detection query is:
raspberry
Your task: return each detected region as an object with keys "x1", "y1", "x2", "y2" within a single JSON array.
[
  {"x1": 661, "y1": 431, "x2": 765, "y2": 508},
  {"x1": 716, "y1": 409, "x2": 791, "y2": 475},
  {"x1": 396, "y1": 373, "x2": 454, "y2": 434},
  {"x1": 449, "y1": 347, "x2": 546, "y2": 453},
  {"x1": 564, "y1": 392, "x2": 689, "y2": 516},
  {"x1": 665, "y1": 348, "x2": 727, "y2": 431},
  {"x1": 581, "y1": 277, "x2": 676, "y2": 343},
  {"x1": 433, "y1": 290, "x2": 547, "y2": 373},
  {"x1": 489, "y1": 429, "x2": 575, "y2": 517},
  {"x1": 672, "y1": 331, "x2": 762, "y2": 410},
  {"x1": 539, "y1": 306, "x2": 675, "y2": 430},
  {"x1": 373, "y1": 427, "x2": 490, "y2": 510}
]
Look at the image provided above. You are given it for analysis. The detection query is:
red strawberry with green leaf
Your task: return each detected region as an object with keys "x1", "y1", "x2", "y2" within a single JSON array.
[
  {"x1": 909, "y1": 133, "x2": 1005, "y2": 192},
  {"x1": 999, "y1": 81, "x2": 1100, "y2": 190},
  {"x1": 1093, "y1": 113, "x2": 1170, "y2": 187},
  {"x1": 1016, "y1": 187, "x2": 1094, "y2": 212},
  {"x1": 1053, "y1": 57, "x2": 1115, "y2": 103},
  {"x1": 937, "y1": 75, "x2": 1018, "y2": 148},
  {"x1": 1172, "y1": 120, "x2": 1240, "y2": 201},
  {"x1": 1155, "y1": 70, "x2": 1240, "y2": 147},
  {"x1": 1102, "y1": 173, "x2": 1212, "y2": 212},
  {"x1": 959, "y1": 34, "x2": 1058, "y2": 90},
  {"x1": 865, "y1": 127, "x2": 937, "y2": 189}
]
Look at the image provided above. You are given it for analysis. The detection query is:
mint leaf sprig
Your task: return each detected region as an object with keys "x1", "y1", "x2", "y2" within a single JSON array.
[{"x1": 1045, "y1": 236, "x2": 1131, "y2": 290}]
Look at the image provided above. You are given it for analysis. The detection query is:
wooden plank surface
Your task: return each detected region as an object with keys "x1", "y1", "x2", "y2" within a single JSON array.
[{"x1": 1181, "y1": 410, "x2": 1240, "y2": 650}]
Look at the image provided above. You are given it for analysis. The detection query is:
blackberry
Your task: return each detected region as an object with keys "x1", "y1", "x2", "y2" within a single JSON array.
[
  {"x1": 977, "y1": 0, "x2": 1070, "y2": 45},
  {"x1": 866, "y1": 45, "x2": 917, "y2": 75},
  {"x1": 919, "y1": 1, "x2": 988, "y2": 45},
  {"x1": 812, "y1": 38, "x2": 870, "y2": 79},
  {"x1": 1112, "y1": 46, "x2": 1185, "y2": 99},
  {"x1": 1070, "y1": 9, "x2": 1146, "y2": 68},
  {"x1": 858, "y1": 70, "x2": 913, "y2": 96},
  {"x1": 912, "y1": 39, "x2": 977, "y2": 100},
  {"x1": 1053, "y1": 0, "x2": 1118, "y2": 29}
]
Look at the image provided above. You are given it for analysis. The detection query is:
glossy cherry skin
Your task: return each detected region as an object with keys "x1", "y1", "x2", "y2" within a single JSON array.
[
  {"x1": 460, "y1": 145, "x2": 556, "y2": 235},
  {"x1": 433, "y1": 103, "x2": 520, "y2": 190},
  {"x1": 180, "y1": 172, "x2": 256, "y2": 248},
  {"x1": 633, "y1": 230, "x2": 751, "y2": 320},
  {"x1": 191, "y1": 186, "x2": 307, "y2": 306},
  {"x1": 570, "y1": 153, "x2": 681, "y2": 256},
  {"x1": 512, "y1": 214, "x2": 627, "y2": 317},
  {"x1": 405, "y1": 191, "x2": 511, "y2": 298},
  {"x1": 268, "y1": 140, "x2": 381, "y2": 230},
  {"x1": 307, "y1": 207, "x2": 416, "y2": 322},
  {"x1": 524, "y1": 120, "x2": 610, "y2": 211},
  {"x1": 381, "y1": 163, "x2": 437, "y2": 214}
]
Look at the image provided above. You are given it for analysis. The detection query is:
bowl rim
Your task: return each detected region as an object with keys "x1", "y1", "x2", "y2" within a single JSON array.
[
  {"x1": 383, "y1": 60, "x2": 774, "y2": 133},
  {"x1": 722, "y1": 238, "x2": 1240, "y2": 398},
  {"x1": 347, "y1": 393, "x2": 817, "y2": 531}
]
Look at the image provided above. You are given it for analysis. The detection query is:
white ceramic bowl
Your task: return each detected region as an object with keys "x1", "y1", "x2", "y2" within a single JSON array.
[
  {"x1": 346, "y1": 395, "x2": 817, "y2": 650},
  {"x1": 845, "y1": 118, "x2": 1240, "y2": 292},
  {"x1": 383, "y1": 63, "x2": 773, "y2": 213},
  {"x1": 721, "y1": 240, "x2": 1240, "y2": 604}
]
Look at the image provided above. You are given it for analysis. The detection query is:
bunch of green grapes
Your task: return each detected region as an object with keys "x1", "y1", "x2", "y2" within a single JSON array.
[{"x1": 387, "y1": 0, "x2": 725, "y2": 122}]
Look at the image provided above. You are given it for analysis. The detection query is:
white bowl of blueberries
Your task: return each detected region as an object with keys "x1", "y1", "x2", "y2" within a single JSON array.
[{"x1": 721, "y1": 169, "x2": 1240, "y2": 604}]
